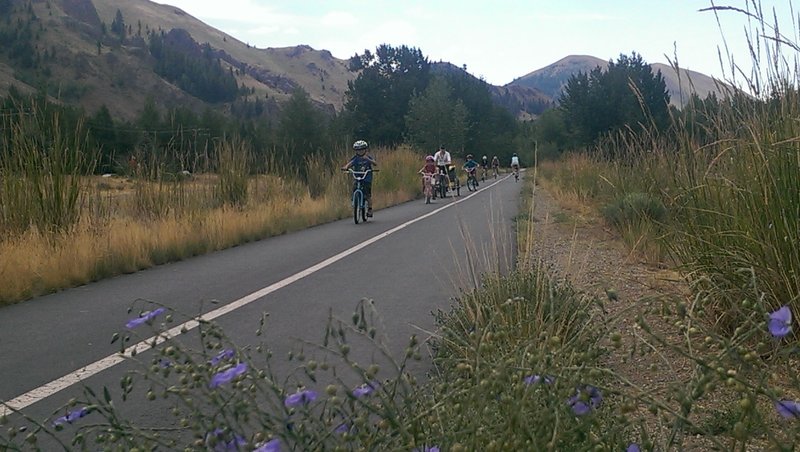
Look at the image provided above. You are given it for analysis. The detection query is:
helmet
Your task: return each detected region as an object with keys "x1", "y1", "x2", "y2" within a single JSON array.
[
  {"x1": 466, "y1": 154, "x2": 473, "y2": 159},
  {"x1": 425, "y1": 155, "x2": 434, "y2": 162},
  {"x1": 512, "y1": 153, "x2": 517, "y2": 157},
  {"x1": 482, "y1": 155, "x2": 487, "y2": 159},
  {"x1": 353, "y1": 140, "x2": 369, "y2": 154}
]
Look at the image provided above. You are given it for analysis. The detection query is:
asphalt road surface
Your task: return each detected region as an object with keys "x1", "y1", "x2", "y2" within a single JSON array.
[{"x1": 0, "y1": 173, "x2": 522, "y2": 447}]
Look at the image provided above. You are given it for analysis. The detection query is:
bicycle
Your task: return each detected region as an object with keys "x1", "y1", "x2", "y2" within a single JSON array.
[
  {"x1": 465, "y1": 167, "x2": 479, "y2": 192},
  {"x1": 343, "y1": 168, "x2": 378, "y2": 224},
  {"x1": 492, "y1": 165, "x2": 499, "y2": 179},
  {"x1": 420, "y1": 171, "x2": 435, "y2": 204},
  {"x1": 436, "y1": 167, "x2": 449, "y2": 199},
  {"x1": 511, "y1": 165, "x2": 519, "y2": 182},
  {"x1": 480, "y1": 166, "x2": 488, "y2": 182}
]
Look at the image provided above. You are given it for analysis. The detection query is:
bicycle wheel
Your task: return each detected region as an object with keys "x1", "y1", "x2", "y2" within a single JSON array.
[
  {"x1": 467, "y1": 176, "x2": 477, "y2": 191},
  {"x1": 361, "y1": 200, "x2": 368, "y2": 222},
  {"x1": 353, "y1": 191, "x2": 361, "y2": 224},
  {"x1": 439, "y1": 175, "x2": 447, "y2": 199}
]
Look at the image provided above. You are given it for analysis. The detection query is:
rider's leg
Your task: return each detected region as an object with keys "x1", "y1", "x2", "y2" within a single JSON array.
[{"x1": 365, "y1": 181, "x2": 373, "y2": 216}]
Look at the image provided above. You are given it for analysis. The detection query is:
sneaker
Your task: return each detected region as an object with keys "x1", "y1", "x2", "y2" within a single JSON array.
[{"x1": 367, "y1": 208, "x2": 373, "y2": 217}]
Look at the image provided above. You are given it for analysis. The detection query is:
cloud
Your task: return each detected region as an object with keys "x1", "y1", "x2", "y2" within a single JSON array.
[{"x1": 321, "y1": 11, "x2": 358, "y2": 28}]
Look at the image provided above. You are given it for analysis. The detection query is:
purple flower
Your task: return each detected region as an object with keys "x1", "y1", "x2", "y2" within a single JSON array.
[
  {"x1": 254, "y1": 438, "x2": 281, "y2": 452},
  {"x1": 352, "y1": 381, "x2": 379, "y2": 397},
  {"x1": 205, "y1": 428, "x2": 247, "y2": 452},
  {"x1": 253, "y1": 438, "x2": 281, "y2": 452},
  {"x1": 53, "y1": 407, "x2": 90, "y2": 426},
  {"x1": 524, "y1": 374, "x2": 555, "y2": 385},
  {"x1": 334, "y1": 423, "x2": 349, "y2": 434},
  {"x1": 412, "y1": 447, "x2": 440, "y2": 452},
  {"x1": 125, "y1": 307, "x2": 166, "y2": 329},
  {"x1": 209, "y1": 349, "x2": 235, "y2": 366},
  {"x1": 775, "y1": 399, "x2": 800, "y2": 419},
  {"x1": 768, "y1": 305, "x2": 793, "y2": 337},
  {"x1": 284, "y1": 389, "x2": 318, "y2": 407},
  {"x1": 627, "y1": 443, "x2": 641, "y2": 452},
  {"x1": 568, "y1": 385, "x2": 602, "y2": 416},
  {"x1": 209, "y1": 363, "x2": 248, "y2": 388}
]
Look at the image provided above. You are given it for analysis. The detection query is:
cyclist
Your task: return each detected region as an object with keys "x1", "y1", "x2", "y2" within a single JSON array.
[
  {"x1": 491, "y1": 155, "x2": 500, "y2": 178},
  {"x1": 510, "y1": 153, "x2": 520, "y2": 181},
  {"x1": 480, "y1": 155, "x2": 489, "y2": 181},
  {"x1": 433, "y1": 145, "x2": 452, "y2": 191},
  {"x1": 463, "y1": 154, "x2": 479, "y2": 187},
  {"x1": 418, "y1": 155, "x2": 437, "y2": 200},
  {"x1": 342, "y1": 140, "x2": 377, "y2": 217}
]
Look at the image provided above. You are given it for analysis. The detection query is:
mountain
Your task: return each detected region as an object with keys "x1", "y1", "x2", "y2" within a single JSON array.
[
  {"x1": 431, "y1": 61, "x2": 553, "y2": 120},
  {"x1": 0, "y1": 0, "x2": 725, "y2": 125},
  {"x1": 0, "y1": 0, "x2": 355, "y2": 120},
  {"x1": 509, "y1": 55, "x2": 727, "y2": 106}
]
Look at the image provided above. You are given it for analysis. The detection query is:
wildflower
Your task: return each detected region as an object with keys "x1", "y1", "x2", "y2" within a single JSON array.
[
  {"x1": 352, "y1": 381, "x2": 379, "y2": 397},
  {"x1": 125, "y1": 307, "x2": 166, "y2": 329},
  {"x1": 53, "y1": 407, "x2": 90, "y2": 427},
  {"x1": 412, "y1": 447, "x2": 440, "y2": 452},
  {"x1": 334, "y1": 423, "x2": 349, "y2": 434},
  {"x1": 205, "y1": 428, "x2": 247, "y2": 452},
  {"x1": 210, "y1": 349, "x2": 235, "y2": 366},
  {"x1": 209, "y1": 363, "x2": 248, "y2": 388},
  {"x1": 775, "y1": 400, "x2": 800, "y2": 419},
  {"x1": 523, "y1": 374, "x2": 555, "y2": 385},
  {"x1": 768, "y1": 305, "x2": 792, "y2": 337},
  {"x1": 253, "y1": 438, "x2": 281, "y2": 452},
  {"x1": 568, "y1": 385, "x2": 602, "y2": 416},
  {"x1": 284, "y1": 389, "x2": 318, "y2": 407},
  {"x1": 627, "y1": 444, "x2": 641, "y2": 452}
]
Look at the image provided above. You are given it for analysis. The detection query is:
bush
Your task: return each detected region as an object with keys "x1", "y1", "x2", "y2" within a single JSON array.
[{"x1": 601, "y1": 192, "x2": 667, "y2": 229}]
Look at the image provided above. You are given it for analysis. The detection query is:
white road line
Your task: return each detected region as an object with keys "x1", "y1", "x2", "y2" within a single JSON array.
[{"x1": 1, "y1": 176, "x2": 510, "y2": 417}]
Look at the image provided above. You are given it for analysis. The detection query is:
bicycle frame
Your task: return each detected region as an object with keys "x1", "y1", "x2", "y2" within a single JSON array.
[{"x1": 344, "y1": 168, "x2": 373, "y2": 223}]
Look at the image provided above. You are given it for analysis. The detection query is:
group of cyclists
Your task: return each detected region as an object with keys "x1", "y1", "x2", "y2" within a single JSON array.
[
  {"x1": 342, "y1": 140, "x2": 521, "y2": 219},
  {"x1": 418, "y1": 145, "x2": 518, "y2": 194}
]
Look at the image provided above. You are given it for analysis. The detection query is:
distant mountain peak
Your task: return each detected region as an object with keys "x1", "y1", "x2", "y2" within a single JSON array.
[{"x1": 509, "y1": 55, "x2": 725, "y2": 106}]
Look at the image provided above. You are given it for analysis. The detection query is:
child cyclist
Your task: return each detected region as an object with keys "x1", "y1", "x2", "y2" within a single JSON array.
[
  {"x1": 463, "y1": 154, "x2": 479, "y2": 187},
  {"x1": 418, "y1": 155, "x2": 437, "y2": 201},
  {"x1": 342, "y1": 140, "x2": 377, "y2": 217}
]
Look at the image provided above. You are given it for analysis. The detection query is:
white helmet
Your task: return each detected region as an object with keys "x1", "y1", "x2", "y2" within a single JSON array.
[{"x1": 353, "y1": 140, "x2": 369, "y2": 152}]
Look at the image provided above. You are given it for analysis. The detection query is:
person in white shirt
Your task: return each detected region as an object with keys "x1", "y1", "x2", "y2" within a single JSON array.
[
  {"x1": 433, "y1": 145, "x2": 453, "y2": 194},
  {"x1": 510, "y1": 153, "x2": 520, "y2": 181}
]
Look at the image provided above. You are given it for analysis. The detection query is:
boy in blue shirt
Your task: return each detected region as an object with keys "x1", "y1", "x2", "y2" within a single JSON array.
[
  {"x1": 342, "y1": 140, "x2": 377, "y2": 217},
  {"x1": 463, "y1": 154, "x2": 479, "y2": 187}
]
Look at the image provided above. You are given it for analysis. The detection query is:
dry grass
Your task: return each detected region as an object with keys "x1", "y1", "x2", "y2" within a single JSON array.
[{"x1": 0, "y1": 147, "x2": 422, "y2": 304}]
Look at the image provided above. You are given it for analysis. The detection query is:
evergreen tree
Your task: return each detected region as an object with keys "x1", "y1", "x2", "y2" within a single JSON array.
[
  {"x1": 344, "y1": 44, "x2": 430, "y2": 146},
  {"x1": 110, "y1": 9, "x2": 125, "y2": 39},
  {"x1": 559, "y1": 52, "x2": 670, "y2": 147},
  {"x1": 405, "y1": 76, "x2": 468, "y2": 153},
  {"x1": 277, "y1": 88, "x2": 327, "y2": 178}
]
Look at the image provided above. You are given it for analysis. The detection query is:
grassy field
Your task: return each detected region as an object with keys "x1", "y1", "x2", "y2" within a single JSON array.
[{"x1": 0, "y1": 126, "x2": 422, "y2": 304}]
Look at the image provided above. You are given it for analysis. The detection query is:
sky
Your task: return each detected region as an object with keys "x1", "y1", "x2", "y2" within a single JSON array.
[{"x1": 155, "y1": 0, "x2": 797, "y2": 87}]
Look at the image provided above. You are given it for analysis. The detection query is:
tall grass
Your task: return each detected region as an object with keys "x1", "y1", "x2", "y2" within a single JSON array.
[
  {"x1": 0, "y1": 142, "x2": 423, "y2": 305},
  {"x1": 0, "y1": 105, "x2": 95, "y2": 237},
  {"x1": 538, "y1": 4, "x2": 800, "y2": 330}
]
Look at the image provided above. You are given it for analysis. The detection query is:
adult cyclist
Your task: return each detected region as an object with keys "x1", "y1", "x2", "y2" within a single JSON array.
[
  {"x1": 510, "y1": 153, "x2": 520, "y2": 181},
  {"x1": 491, "y1": 155, "x2": 500, "y2": 178},
  {"x1": 342, "y1": 140, "x2": 377, "y2": 217},
  {"x1": 433, "y1": 145, "x2": 452, "y2": 192}
]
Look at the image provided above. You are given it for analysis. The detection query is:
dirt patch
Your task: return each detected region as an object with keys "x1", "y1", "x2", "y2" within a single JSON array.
[{"x1": 526, "y1": 183, "x2": 741, "y2": 450}]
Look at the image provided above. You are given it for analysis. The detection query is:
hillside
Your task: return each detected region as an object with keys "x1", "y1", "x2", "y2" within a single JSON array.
[
  {"x1": 509, "y1": 55, "x2": 727, "y2": 106},
  {"x1": 0, "y1": 0, "x2": 355, "y2": 120}
]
